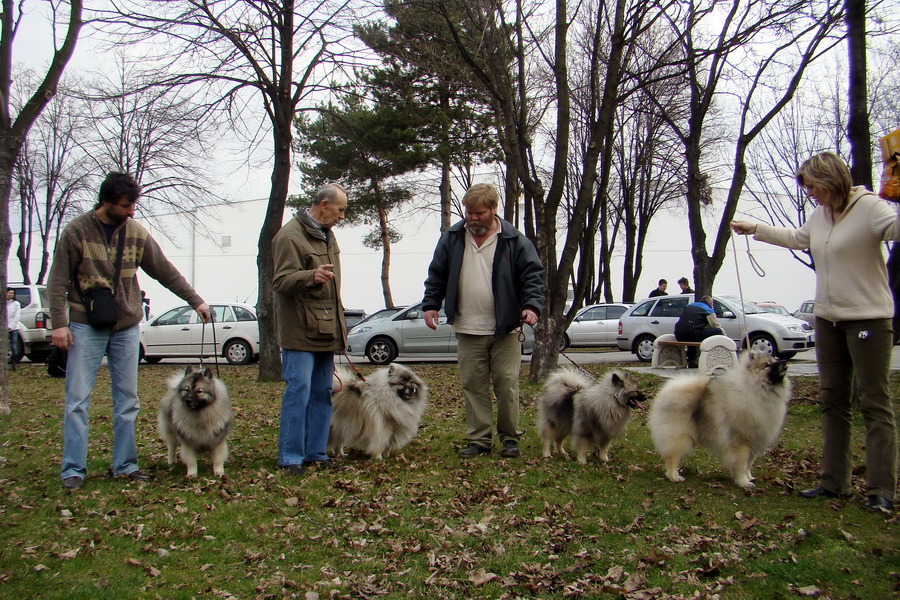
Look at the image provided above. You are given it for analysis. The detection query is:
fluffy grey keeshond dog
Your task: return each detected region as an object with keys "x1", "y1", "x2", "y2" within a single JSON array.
[
  {"x1": 327, "y1": 363, "x2": 428, "y2": 460},
  {"x1": 158, "y1": 365, "x2": 232, "y2": 478},
  {"x1": 537, "y1": 368, "x2": 645, "y2": 464},
  {"x1": 648, "y1": 351, "x2": 791, "y2": 489}
]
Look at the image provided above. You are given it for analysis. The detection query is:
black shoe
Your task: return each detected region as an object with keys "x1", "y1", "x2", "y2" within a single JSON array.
[
  {"x1": 459, "y1": 443, "x2": 490, "y2": 458},
  {"x1": 798, "y1": 485, "x2": 848, "y2": 499},
  {"x1": 279, "y1": 464, "x2": 306, "y2": 476},
  {"x1": 500, "y1": 440, "x2": 520, "y2": 458},
  {"x1": 126, "y1": 471, "x2": 151, "y2": 482},
  {"x1": 62, "y1": 477, "x2": 83, "y2": 490},
  {"x1": 863, "y1": 495, "x2": 894, "y2": 513}
]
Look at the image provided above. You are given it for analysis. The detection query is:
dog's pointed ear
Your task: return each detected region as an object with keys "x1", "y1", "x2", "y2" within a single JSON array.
[
  {"x1": 610, "y1": 371, "x2": 624, "y2": 389},
  {"x1": 203, "y1": 366, "x2": 214, "y2": 379},
  {"x1": 387, "y1": 364, "x2": 395, "y2": 376},
  {"x1": 183, "y1": 365, "x2": 194, "y2": 377}
]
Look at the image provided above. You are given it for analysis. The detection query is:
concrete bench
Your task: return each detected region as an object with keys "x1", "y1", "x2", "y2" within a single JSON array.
[{"x1": 651, "y1": 333, "x2": 738, "y2": 375}]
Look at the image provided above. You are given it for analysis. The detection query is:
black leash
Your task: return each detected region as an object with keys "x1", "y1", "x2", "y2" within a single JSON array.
[
  {"x1": 199, "y1": 312, "x2": 220, "y2": 378},
  {"x1": 520, "y1": 319, "x2": 598, "y2": 382}
]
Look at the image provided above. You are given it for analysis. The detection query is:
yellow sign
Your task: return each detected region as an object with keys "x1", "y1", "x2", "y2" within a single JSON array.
[{"x1": 881, "y1": 127, "x2": 900, "y2": 162}]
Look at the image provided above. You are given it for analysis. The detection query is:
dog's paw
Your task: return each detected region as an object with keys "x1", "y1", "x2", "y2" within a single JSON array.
[{"x1": 665, "y1": 472, "x2": 685, "y2": 483}]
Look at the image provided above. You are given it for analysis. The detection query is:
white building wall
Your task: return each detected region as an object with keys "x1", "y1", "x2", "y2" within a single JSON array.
[{"x1": 8, "y1": 196, "x2": 819, "y2": 319}]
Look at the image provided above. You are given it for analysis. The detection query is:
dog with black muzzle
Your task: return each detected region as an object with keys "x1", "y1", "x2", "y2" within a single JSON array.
[
  {"x1": 158, "y1": 365, "x2": 232, "y2": 478},
  {"x1": 538, "y1": 368, "x2": 646, "y2": 464},
  {"x1": 648, "y1": 351, "x2": 791, "y2": 488},
  {"x1": 327, "y1": 363, "x2": 428, "y2": 460}
]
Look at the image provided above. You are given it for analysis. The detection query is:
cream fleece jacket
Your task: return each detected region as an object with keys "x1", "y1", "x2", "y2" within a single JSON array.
[{"x1": 754, "y1": 186, "x2": 900, "y2": 322}]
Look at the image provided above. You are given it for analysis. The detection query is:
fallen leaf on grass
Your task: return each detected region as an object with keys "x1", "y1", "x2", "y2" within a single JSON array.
[
  {"x1": 794, "y1": 585, "x2": 822, "y2": 596},
  {"x1": 469, "y1": 568, "x2": 498, "y2": 586}
]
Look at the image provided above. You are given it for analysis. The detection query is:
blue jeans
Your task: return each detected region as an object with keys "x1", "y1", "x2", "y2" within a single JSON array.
[
  {"x1": 61, "y1": 322, "x2": 141, "y2": 480},
  {"x1": 278, "y1": 350, "x2": 334, "y2": 466}
]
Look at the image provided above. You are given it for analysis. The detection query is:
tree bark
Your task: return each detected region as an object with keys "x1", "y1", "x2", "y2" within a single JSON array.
[{"x1": 0, "y1": 0, "x2": 82, "y2": 415}]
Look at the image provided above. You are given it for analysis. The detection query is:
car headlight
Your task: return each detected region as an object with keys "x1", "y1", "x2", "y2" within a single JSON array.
[
  {"x1": 785, "y1": 325, "x2": 805, "y2": 333},
  {"x1": 349, "y1": 326, "x2": 372, "y2": 336}
]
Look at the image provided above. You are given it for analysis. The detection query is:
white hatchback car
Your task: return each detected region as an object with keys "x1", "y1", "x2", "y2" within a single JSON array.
[
  {"x1": 140, "y1": 303, "x2": 259, "y2": 365},
  {"x1": 561, "y1": 303, "x2": 632, "y2": 349},
  {"x1": 616, "y1": 294, "x2": 815, "y2": 362}
]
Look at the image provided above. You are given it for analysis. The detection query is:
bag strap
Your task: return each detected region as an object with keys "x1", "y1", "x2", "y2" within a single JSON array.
[{"x1": 74, "y1": 225, "x2": 128, "y2": 299}]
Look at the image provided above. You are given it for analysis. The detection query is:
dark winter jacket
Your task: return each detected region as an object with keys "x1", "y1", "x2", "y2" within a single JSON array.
[{"x1": 422, "y1": 218, "x2": 544, "y2": 335}]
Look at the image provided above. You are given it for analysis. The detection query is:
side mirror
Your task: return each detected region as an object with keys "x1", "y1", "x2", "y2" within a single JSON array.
[
  {"x1": 722, "y1": 311, "x2": 736, "y2": 319},
  {"x1": 407, "y1": 310, "x2": 420, "y2": 319}
]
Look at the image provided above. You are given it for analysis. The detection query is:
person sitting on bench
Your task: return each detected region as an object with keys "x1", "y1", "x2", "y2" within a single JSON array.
[{"x1": 674, "y1": 295, "x2": 724, "y2": 368}]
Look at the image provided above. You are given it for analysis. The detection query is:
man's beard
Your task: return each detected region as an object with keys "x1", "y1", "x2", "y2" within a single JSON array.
[{"x1": 465, "y1": 221, "x2": 489, "y2": 236}]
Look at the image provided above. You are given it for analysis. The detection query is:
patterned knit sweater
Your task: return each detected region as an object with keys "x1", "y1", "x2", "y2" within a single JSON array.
[{"x1": 48, "y1": 211, "x2": 204, "y2": 330}]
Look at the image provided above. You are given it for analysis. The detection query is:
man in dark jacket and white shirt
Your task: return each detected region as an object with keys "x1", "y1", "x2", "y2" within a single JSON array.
[
  {"x1": 422, "y1": 183, "x2": 544, "y2": 459},
  {"x1": 272, "y1": 183, "x2": 349, "y2": 475}
]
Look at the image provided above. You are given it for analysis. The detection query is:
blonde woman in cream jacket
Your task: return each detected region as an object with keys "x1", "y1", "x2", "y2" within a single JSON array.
[{"x1": 732, "y1": 151, "x2": 898, "y2": 514}]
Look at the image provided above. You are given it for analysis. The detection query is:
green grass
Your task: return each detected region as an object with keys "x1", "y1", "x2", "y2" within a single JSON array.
[{"x1": 0, "y1": 362, "x2": 897, "y2": 599}]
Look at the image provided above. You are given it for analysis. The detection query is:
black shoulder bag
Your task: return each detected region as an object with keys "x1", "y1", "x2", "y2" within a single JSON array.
[{"x1": 75, "y1": 229, "x2": 127, "y2": 329}]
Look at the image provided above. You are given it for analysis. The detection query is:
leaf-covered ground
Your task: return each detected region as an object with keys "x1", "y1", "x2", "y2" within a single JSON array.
[{"x1": 0, "y1": 362, "x2": 897, "y2": 599}]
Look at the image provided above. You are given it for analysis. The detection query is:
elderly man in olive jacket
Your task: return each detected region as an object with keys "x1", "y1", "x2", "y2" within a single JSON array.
[{"x1": 272, "y1": 184, "x2": 349, "y2": 475}]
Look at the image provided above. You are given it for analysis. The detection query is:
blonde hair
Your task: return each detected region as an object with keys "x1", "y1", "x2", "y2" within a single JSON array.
[
  {"x1": 462, "y1": 183, "x2": 499, "y2": 210},
  {"x1": 795, "y1": 152, "x2": 852, "y2": 210}
]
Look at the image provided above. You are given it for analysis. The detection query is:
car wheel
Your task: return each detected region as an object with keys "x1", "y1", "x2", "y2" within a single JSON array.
[
  {"x1": 634, "y1": 335, "x2": 655, "y2": 362},
  {"x1": 558, "y1": 334, "x2": 569, "y2": 351},
  {"x1": 366, "y1": 337, "x2": 397, "y2": 365},
  {"x1": 224, "y1": 339, "x2": 253, "y2": 365},
  {"x1": 777, "y1": 351, "x2": 797, "y2": 360},
  {"x1": 143, "y1": 356, "x2": 163, "y2": 364},
  {"x1": 25, "y1": 350, "x2": 51, "y2": 363},
  {"x1": 747, "y1": 333, "x2": 777, "y2": 357}
]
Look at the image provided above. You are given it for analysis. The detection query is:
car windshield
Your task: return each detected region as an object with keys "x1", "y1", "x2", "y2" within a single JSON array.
[
  {"x1": 719, "y1": 296, "x2": 763, "y2": 314},
  {"x1": 357, "y1": 307, "x2": 405, "y2": 326}
]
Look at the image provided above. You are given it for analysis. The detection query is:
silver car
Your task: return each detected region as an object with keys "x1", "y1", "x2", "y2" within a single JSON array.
[
  {"x1": 347, "y1": 302, "x2": 535, "y2": 365},
  {"x1": 616, "y1": 294, "x2": 815, "y2": 362},
  {"x1": 561, "y1": 303, "x2": 632, "y2": 349},
  {"x1": 793, "y1": 300, "x2": 815, "y2": 325}
]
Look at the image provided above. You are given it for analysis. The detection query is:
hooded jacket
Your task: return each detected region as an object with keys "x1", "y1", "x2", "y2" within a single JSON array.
[
  {"x1": 272, "y1": 209, "x2": 348, "y2": 351},
  {"x1": 754, "y1": 186, "x2": 900, "y2": 322},
  {"x1": 422, "y1": 218, "x2": 544, "y2": 335}
]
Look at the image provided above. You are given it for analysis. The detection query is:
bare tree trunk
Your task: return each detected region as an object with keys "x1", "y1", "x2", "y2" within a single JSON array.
[
  {"x1": 376, "y1": 200, "x2": 394, "y2": 308},
  {"x1": 256, "y1": 125, "x2": 291, "y2": 382},
  {"x1": 0, "y1": 0, "x2": 82, "y2": 415},
  {"x1": 845, "y1": 0, "x2": 872, "y2": 189}
]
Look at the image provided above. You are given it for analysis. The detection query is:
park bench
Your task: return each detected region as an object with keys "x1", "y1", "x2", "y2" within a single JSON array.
[{"x1": 651, "y1": 333, "x2": 738, "y2": 375}]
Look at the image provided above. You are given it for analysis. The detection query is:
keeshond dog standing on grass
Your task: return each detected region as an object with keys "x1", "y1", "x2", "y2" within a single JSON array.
[
  {"x1": 158, "y1": 365, "x2": 233, "y2": 478},
  {"x1": 648, "y1": 351, "x2": 791, "y2": 489},
  {"x1": 537, "y1": 368, "x2": 645, "y2": 464},
  {"x1": 328, "y1": 363, "x2": 429, "y2": 460}
]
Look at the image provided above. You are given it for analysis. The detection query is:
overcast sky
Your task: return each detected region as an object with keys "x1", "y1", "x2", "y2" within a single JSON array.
[{"x1": 12, "y1": 3, "x2": 820, "y2": 315}]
